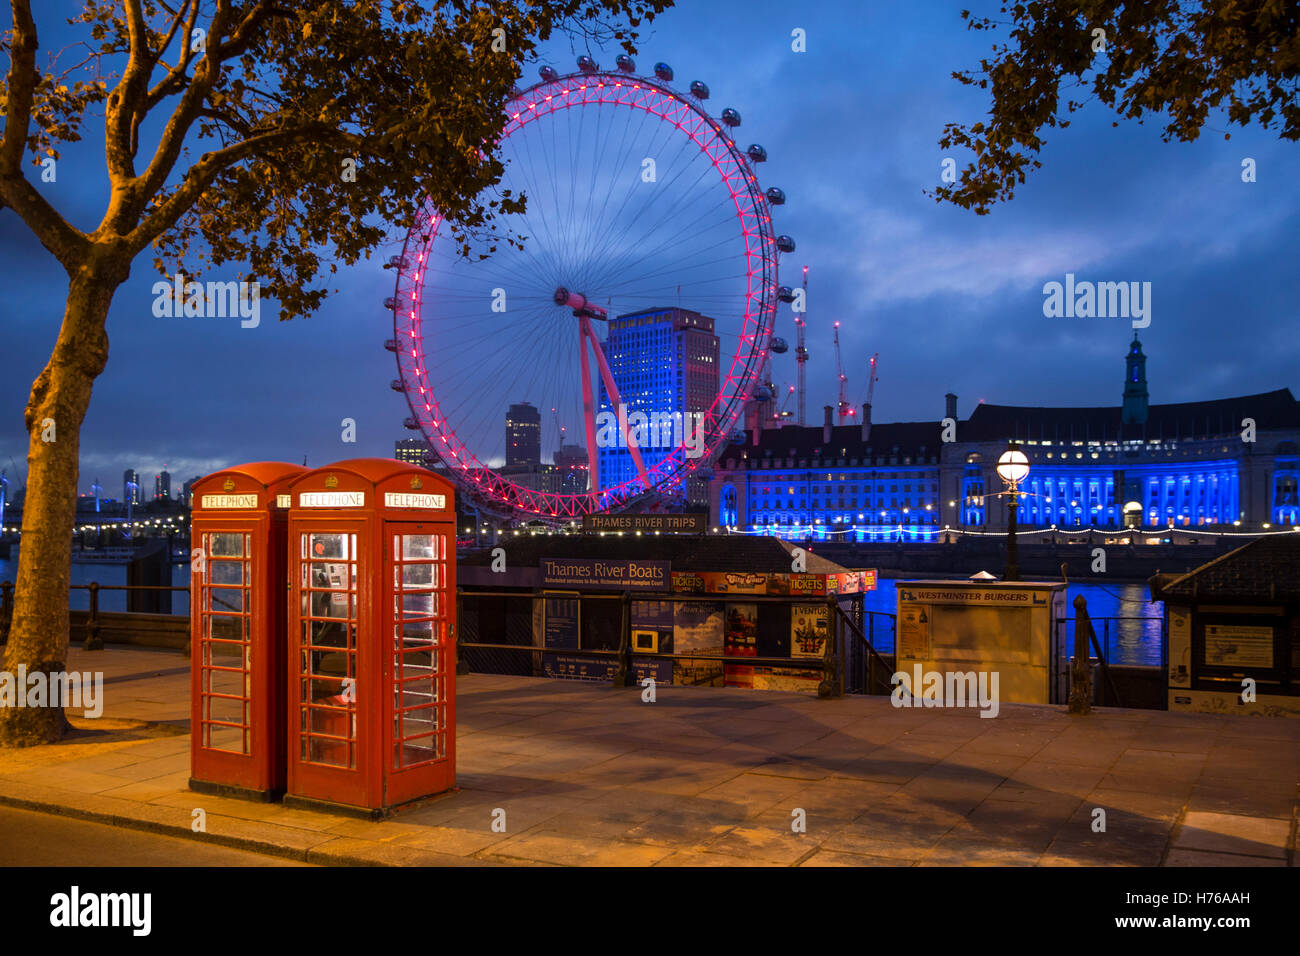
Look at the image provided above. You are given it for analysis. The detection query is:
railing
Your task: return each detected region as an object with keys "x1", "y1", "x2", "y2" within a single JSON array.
[
  {"x1": 1055, "y1": 614, "x2": 1165, "y2": 668},
  {"x1": 0, "y1": 580, "x2": 189, "y2": 651},
  {"x1": 833, "y1": 605, "x2": 896, "y2": 696},
  {"x1": 1053, "y1": 611, "x2": 1167, "y2": 705},
  {"x1": 1053, "y1": 604, "x2": 1150, "y2": 708}
]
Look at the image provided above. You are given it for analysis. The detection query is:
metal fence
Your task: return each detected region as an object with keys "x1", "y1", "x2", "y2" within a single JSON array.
[
  {"x1": 838, "y1": 608, "x2": 897, "y2": 696},
  {"x1": 1051, "y1": 610, "x2": 1164, "y2": 706},
  {"x1": 0, "y1": 580, "x2": 188, "y2": 650}
]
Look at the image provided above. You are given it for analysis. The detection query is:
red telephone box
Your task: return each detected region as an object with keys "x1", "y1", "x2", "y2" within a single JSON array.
[
  {"x1": 189, "y1": 462, "x2": 305, "y2": 800},
  {"x1": 283, "y1": 458, "x2": 456, "y2": 816}
]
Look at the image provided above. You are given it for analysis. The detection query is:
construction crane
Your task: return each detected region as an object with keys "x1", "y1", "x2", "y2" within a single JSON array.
[
  {"x1": 796, "y1": 266, "x2": 808, "y2": 425},
  {"x1": 774, "y1": 383, "x2": 796, "y2": 422},
  {"x1": 865, "y1": 353, "x2": 879, "y2": 408},
  {"x1": 833, "y1": 321, "x2": 853, "y2": 420}
]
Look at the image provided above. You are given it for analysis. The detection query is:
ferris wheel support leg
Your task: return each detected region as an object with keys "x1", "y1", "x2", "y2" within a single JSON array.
[
  {"x1": 579, "y1": 319, "x2": 601, "y2": 494},
  {"x1": 585, "y1": 318, "x2": 649, "y2": 485}
]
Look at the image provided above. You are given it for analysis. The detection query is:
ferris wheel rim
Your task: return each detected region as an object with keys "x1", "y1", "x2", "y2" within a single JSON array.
[{"x1": 389, "y1": 67, "x2": 783, "y2": 521}]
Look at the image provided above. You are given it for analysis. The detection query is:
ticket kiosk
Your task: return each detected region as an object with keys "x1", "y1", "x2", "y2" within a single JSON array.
[
  {"x1": 189, "y1": 462, "x2": 305, "y2": 800},
  {"x1": 283, "y1": 459, "x2": 457, "y2": 816},
  {"x1": 895, "y1": 580, "x2": 1067, "y2": 706}
]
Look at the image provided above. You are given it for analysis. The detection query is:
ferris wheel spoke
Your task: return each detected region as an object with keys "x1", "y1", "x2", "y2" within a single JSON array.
[
  {"x1": 430, "y1": 307, "x2": 558, "y2": 428},
  {"x1": 544, "y1": 106, "x2": 583, "y2": 282},
  {"x1": 582, "y1": 168, "x2": 730, "y2": 295},
  {"x1": 578, "y1": 130, "x2": 712, "y2": 290},
  {"x1": 606, "y1": 181, "x2": 739, "y2": 274},
  {"x1": 508, "y1": 132, "x2": 569, "y2": 281},
  {"x1": 601, "y1": 240, "x2": 751, "y2": 296},
  {"x1": 571, "y1": 101, "x2": 681, "y2": 290}
]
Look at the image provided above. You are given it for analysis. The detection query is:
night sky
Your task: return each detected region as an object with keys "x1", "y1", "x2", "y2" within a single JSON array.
[{"x1": 1, "y1": 0, "x2": 1296, "y2": 497}]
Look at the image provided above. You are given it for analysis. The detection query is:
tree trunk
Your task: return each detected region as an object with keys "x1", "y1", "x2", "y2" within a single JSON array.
[{"x1": 0, "y1": 260, "x2": 119, "y2": 747}]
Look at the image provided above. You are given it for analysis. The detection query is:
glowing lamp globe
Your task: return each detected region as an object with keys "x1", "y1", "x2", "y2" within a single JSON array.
[{"x1": 996, "y1": 449, "x2": 1029, "y2": 485}]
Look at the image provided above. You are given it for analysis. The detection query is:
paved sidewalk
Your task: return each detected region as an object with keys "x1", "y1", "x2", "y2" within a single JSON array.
[{"x1": 0, "y1": 647, "x2": 1296, "y2": 866}]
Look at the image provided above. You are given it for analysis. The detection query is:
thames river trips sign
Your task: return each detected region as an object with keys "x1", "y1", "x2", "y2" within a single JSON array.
[
  {"x1": 582, "y1": 513, "x2": 706, "y2": 533},
  {"x1": 541, "y1": 558, "x2": 670, "y2": 591}
]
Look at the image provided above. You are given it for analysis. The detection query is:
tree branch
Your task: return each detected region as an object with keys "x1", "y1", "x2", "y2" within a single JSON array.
[
  {"x1": 143, "y1": 0, "x2": 201, "y2": 111},
  {"x1": 0, "y1": 0, "x2": 90, "y2": 270},
  {"x1": 127, "y1": 121, "x2": 361, "y2": 255}
]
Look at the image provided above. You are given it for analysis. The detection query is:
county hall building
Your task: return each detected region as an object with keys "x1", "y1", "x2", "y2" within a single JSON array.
[{"x1": 708, "y1": 336, "x2": 1300, "y2": 540}]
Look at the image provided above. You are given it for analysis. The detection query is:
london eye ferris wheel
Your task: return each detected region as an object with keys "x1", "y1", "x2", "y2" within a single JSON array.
[{"x1": 385, "y1": 55, "x2": 794, "y2": 522}]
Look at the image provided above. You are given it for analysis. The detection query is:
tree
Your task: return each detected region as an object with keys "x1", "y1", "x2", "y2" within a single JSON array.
[
  {"x1": 0, "y1": 0, "x2": 668, "y2": 746},
  {"x1": 931, "y1": 1, "x2": 1300, "y2": 214}
]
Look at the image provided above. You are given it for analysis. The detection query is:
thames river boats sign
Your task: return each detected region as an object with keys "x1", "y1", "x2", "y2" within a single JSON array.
[{"x1": 541, "y1": 558, "x2": 670, "y2": 591}]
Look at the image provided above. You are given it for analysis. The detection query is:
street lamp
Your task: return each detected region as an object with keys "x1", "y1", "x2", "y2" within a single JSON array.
[{"x1": 996, "y1": 446, "x2": 1029, "y2": 582}]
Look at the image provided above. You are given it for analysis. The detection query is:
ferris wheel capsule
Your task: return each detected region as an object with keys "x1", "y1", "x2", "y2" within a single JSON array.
[
  {"x1": 769, "y1": 337, "x2": 789, "y2": 353},
  {"x1": 654, "y1": 62, "x2": 674, "y2": 81},
  {"x1": 746, "y1": 144, "x2": 767, "y2": 162},
  {"x1": 577, "y1": 55, "x2": 598, "y2": 74},
  {"x1": 721, "y1": 108, "x2": 741, "y2": 127},
  {"x1": 753, "y1": 385, "x2": 774, "y2": 401},
  {"x1": 390, "y1": 379, "x2": 404, "y2": 392},
  {"x1": 776, "y1": 235, "x2": 796, "y2": 253},
  {"x1": 539, "y1": 65, "x2": 559, "y2": 82},
  {"x1": 689, "y1": 80, "x2": 709, "y2": 99},
  {"x1": 777, "y1": 286, "x2": 795, "y2": 303},
  {"x1": 766, "y1": 187, "x2": 786, "y2": 205},
  {"x1": 616, "y1": 54, "x2": 636, "y2": 73}
]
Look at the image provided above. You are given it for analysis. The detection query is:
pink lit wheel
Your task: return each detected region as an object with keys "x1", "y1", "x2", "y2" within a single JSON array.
[{"x1": 386, "y1": 60, "x2": 788, "y2": 521}]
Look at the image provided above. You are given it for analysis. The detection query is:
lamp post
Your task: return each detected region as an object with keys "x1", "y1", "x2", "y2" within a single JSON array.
[{"x1": 996, "y1": 446, "x2": 1029, "y2": 582}]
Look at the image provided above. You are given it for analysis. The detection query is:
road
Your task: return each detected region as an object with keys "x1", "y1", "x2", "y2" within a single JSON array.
[{"x1": 0, "y1": 805, "x2": 310, "y2": 866}]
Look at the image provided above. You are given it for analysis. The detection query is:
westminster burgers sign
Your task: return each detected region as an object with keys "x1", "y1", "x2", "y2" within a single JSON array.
[{"x1": 541, "y1": 558, "x2": 669, "y2": 591}]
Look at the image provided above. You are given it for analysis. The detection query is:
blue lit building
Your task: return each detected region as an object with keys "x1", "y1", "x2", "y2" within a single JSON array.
[
  {"x1": 597, "y1": 307, "x2": 718, "y2": 504},
  {"x1": 709, "y1": 336, "x2": 1300, "y2": 539}
]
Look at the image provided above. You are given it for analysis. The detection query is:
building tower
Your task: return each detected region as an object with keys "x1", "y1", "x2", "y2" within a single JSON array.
[
  {"x1": 394, "y1": 438, "x2": 431, "y2": 466},
  {"x1": 123, "y1": 469, "x2": 140, "y2": 506},
  {"x1": 596, "y1": 306, "x2": 719, "y2": 504},
  {"x1": 506, "y1": 402, "x2": 542, "y2": 468},
  {"x1": 1121, "y1": 333, "x2": 1149, "y2": 426},
  {"x1": 154, "y1": 470, "x2": 171, "y2": 501}
]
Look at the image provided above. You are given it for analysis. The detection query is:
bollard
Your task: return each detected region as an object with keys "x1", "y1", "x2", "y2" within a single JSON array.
[
  {"x1": 84, "y1": 581, "x2": 104, "y2": 651},
  {"x1": 1068, "y1": 594, "x2": 1092, "y2": 714},
  {"x1": 0, "y1": 580, "x2": 12, "y2": 645}
]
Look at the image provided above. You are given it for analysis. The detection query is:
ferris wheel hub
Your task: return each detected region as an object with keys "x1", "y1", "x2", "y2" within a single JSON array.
[{"x1": 553, "y1": 287, "x2": 607, "y2": 320}]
